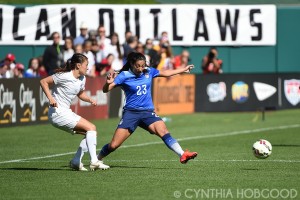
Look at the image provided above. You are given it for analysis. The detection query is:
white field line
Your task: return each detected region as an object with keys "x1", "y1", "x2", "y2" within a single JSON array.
[
  {"x1": 12, "y1": 159, "x2": 300, "y2": 163},
  {"x1": 110, "y1": 159, "x2": 300, "y2": 163},
  {"x1": 0, "y1": 124, "x2": 299, "y2": 165}
]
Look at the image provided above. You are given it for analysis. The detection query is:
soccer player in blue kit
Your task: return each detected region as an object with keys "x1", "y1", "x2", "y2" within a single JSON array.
[{"x1": 98, "y1": 52, "x2": 198, "y2": 164}]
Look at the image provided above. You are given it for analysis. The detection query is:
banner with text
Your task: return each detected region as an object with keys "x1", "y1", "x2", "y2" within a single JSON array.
[
  {"x1": 0, "y1": 4, "x2": 276, "y2": 46},
  {"x1": 153, "y1": 74, "x2": 195, "y2": 115}
]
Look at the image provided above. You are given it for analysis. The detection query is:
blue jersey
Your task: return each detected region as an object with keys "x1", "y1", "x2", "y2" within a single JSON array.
[{"x1": 114, "y1": 67, "x2": 160, "y2": 111}]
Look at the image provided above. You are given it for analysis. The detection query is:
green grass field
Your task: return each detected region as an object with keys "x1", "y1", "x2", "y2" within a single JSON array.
[{"x1": 0, "y1": 109, "x2": 299, "y2": 200}]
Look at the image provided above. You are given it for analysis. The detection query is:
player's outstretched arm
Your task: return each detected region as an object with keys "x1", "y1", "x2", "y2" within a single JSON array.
[
  {"x1": 77, "y1": 91, "x2": 97, "y2": 106},
  {"x1": 40, "y1": 76, "x2": 57, "y2": 107},
  {"x1": 158, "y1": 64, "x2": 194, "y2": 77},
  {"x1": 103, "y1": 72, "x2": 117, "y2": 93}
]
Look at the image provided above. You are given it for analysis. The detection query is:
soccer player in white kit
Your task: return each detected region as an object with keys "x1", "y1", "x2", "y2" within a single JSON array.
[{"x1": 40, "y1": 53, "x2": 109, "y2": 171}]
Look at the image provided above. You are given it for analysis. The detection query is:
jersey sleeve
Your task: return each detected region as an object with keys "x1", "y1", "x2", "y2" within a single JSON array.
[
  {"x1": 114, "y1": 72, "x2": 126, "y2": 85},
  {"x1": 52, "y1": 73, "x2": 63, "y2": 85},
  {"x1": 80, "y1": 76, "x2": 86, "y2": 91},
  {"x1": 150, "y1": 67, "x2": 160, "y2": 78}
]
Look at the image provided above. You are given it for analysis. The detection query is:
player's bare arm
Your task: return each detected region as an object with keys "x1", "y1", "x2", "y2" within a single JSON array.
[
  {"x1": 158, "y1": 64, "x2": 194, "y2": 77},
  {"x1": 40, "y1": 76, "x2": 57, "y2": 107},
  {"x1": 77, "y1": 91, "x2": 97, "y2": 106},
  {"x1": 103, "y1": 72, "x2": 117, "y2": 93}
]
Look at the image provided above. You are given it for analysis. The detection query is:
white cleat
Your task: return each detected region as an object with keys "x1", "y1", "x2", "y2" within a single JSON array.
[
  {"x1": 69, "y1": 161, "x2": 88, "y2": 171},
  {"x1": 90, "y1": 160, "x2": 110, "y2": 171}
]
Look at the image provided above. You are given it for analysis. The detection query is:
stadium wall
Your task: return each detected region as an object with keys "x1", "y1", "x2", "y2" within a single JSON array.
[
  {"x1": 0, "y1": 73, "x2": 299, "y2": 127},
  {"x1": 194, "y1": 73, "x2": 300, "y2": 112},
  {"x1": 0, "y1": 6, "x2": 299, "y2": 74},
  {"x1": 0, "y1": 77, "x2": 109, "y2": 127},
  {"x1": 152, "y1": 73, "x2": 300, "y2": 115}
]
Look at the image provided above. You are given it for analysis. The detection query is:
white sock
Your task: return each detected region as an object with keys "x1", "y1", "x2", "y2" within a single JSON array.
[
  {"x1": 72, "y1": 138, "x2": 88, "y2": 165},
  {"x1": 162, "y1": 133, "x2": 184, "y2": 157},
  {"x1": 86, "y1": 131, "x2": 98, "y2": 163},
  {"x1": 171, "y1": 143, "x2": 185, "y2": 157}
]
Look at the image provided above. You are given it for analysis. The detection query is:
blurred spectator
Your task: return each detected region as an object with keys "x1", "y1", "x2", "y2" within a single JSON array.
[
  {"x1": 0, "y1": 53, "x2": 16, "y2": 78},
  {"x1": 135, "y1": 41, "x2": 144, "y2": 54},
  {"x1": 43, "y1": 32, "x2": 64, "y2": 75},
  {"x1": 135, "y1": 41, "x2": 150, "y2": 64},
  {"x1": 122, "y1": 30, "x2": 133, "y2": 47},
  {"x1": 91, "y1": 39, "x2": 100, "y2": 64},
  {"x1": 123, "y1": 36, "x2": 138, "y2": 63},
  {"x1": 73, "y1": 22, "x2": 88, "y2": 46},
  {"x1": 144, "y1": 38, "x2": 153, "y2": 55},
  {"x1": 0, "y1": 64, "x2": 9, "y2": 78},
  {"x1": 103, "y1": 32, "x2": 123, "y2": 71},
  {"x1": 74, "y1": 44, "x2": 83, "y2": 54},
  {"x1": 96, "y1": 25, "x2": 111, "y2": 51},
  {"x1": 160, "y1": 31, "x2": 169, "y2": 43},
  {"x1": 24, "y1": 57, "x2": 40, "y2": 78},
  {"x1": 63, "y1": 36, "x2": 74, "y2": 63},
  {"x1": 144, "y1": 38, "x2": 160, "y2": 68},
  {"x1": 201, "y1": 47, "x2": 223, "y2": 74},
  {"x1": 153, "y1": 31, "x2": 170, "y2": 52},
  {"x1": 13, "y1": 63, "x2": 24, "y2": 78},
  {"x1": 82, "y1": 39, "x2": 96, "y2": 77},
  {"x1": 157, "y1": 42, "x2": 173, "y2": 71},
  {"x1": 37, "y1": 56, "x2": 48, "y2": 78},
  {"x1": 96, "y1": 53, "x2": 114, "y2": 76},
  {"x1": 173, "y1": 50, "x2": 190, "y2": 69},
  {"x1": 88, "y1": 29, "x2": 98, "y2": 40}
]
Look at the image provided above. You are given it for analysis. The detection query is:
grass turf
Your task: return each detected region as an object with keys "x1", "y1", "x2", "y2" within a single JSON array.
[{"x1": 0, "y1": 109, "x2": 299, "y2": 199}]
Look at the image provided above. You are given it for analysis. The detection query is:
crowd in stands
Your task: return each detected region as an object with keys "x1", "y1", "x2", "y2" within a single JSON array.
[{"x1": 0, "y1": 22, "x2": 223, "y2": 79}]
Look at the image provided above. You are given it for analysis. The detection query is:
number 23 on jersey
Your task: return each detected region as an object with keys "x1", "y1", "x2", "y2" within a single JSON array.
[{"x1": 136, "y1": 85, "x2": 147, "y2": 95}]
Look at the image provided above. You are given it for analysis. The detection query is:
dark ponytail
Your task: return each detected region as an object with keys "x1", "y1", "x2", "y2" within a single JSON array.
[
  {"x1": 119, "y1": 52, "x2": 147, "y2": 73},
  {"x1": 66, "y1": 59, "x2": 72, "y2": 71},
  {"x1": 55, "y1": 53, "x2": 88, "y2": 73}
]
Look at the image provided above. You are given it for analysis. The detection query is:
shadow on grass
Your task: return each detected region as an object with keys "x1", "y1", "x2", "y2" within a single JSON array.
[
  {"x1": 111, "y1": 165, "x2": 181, "y2": 170},
  {"x1": 272, "y1": 144, "x2": 300, "y2": 147},
  {"x1": 241, "y1": 168, "x2": 260, "y2": 171},
  {"x1": 0, "y1": 167, "x2": 68, "y2": 171}
]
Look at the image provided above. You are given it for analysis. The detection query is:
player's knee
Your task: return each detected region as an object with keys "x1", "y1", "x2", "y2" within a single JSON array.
[
  {"x1": 156, "y1": 127, "x2": 168, "y2": 136},
  {"x1": 109, "y1": 142, "x2": 120, "y2": 151},
  {"x1": 89, "y1": 124, "x2": 97, "y2": 131}
]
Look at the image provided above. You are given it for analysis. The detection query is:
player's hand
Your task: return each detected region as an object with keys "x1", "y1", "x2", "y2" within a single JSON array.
[
  {"x1": 184, "y1": 64, "x2": 194, "y2": 73},
  {"x1": 90, "y1": 99, "x2": 97, "y2": 106},
  {"x1": 49, "y1": 98, "x2": 58, "y2": 107},
  {"x1": 106, "y1": 72, "x2": 117, "y2": 84}
]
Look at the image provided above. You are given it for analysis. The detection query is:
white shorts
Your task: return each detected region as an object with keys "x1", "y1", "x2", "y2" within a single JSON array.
[{"x1": 48, "y1": 107, "x2": 81, "y2": 134}]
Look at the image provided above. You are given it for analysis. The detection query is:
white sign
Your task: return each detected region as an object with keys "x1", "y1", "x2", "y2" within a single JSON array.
[
  {"x1": 0, "y1": 4, "x2": 276, "y2": 45},
  {"x1": 284, "y1": 79, "x2": 300, "y2": 106},
  {"x1": 207, "y1": 82, "x2": 227, "y2": 102},
  {"x1": 253, "y1": 82, "x2": 277, "y2": 101}
]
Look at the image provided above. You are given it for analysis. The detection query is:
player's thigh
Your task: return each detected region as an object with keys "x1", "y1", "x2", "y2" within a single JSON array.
[
  {"x1": 147, "y1": 120, "x2": 169, "y2": 138},
  {"x1": 110, "y1": 128, "x2": 131, "y2": 149},
  {"x1": 74, "y1": 117, "x2": 96, "y2": 133}
]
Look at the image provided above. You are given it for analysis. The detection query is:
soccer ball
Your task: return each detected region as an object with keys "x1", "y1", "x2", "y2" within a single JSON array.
[{"x1": 252, "y1": 139, "x2": 272, "y2": 159}]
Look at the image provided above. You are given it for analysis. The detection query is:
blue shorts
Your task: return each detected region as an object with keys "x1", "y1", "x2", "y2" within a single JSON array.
[{"x1": 117, "y1": 109, "x2": 162, "y2": 133}]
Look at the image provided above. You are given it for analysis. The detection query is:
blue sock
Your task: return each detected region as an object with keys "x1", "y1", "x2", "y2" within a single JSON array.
[
  {"x1": 99, "y1": 143, "x2": 114, "y2": 159},
  {"x1": 161, "y1": 133, "x2": 184, "y2": 157}
]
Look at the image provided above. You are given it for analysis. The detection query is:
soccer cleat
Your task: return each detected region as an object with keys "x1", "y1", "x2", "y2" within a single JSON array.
[
  {"x1": 69, "y1": 161, "x2": 88, "y2": 171},
  {"x1": 90, "y1": 160, "x2": 110, "y2": 171},
  {"x1": 180, "y1": 150, "x2": 198, "y2": 164}
]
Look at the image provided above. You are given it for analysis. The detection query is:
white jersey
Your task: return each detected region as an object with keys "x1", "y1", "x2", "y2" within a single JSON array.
[{"x1": 52, "y1": 71, "x2": 86, "y2": 109}]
